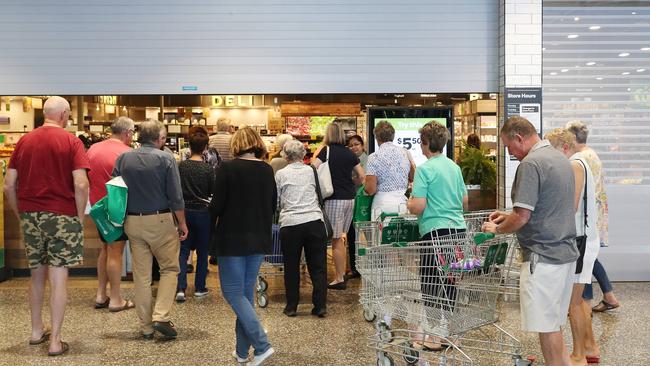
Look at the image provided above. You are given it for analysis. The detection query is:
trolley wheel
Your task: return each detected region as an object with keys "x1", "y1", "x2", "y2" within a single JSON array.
[
  {"x1": 257, "y1": 277, "x2": 268, "y2": 292},
  {"x1": 403, "y1": 348, "x2": 419, "y2": 365},
  {"x1": 377, "y1": 321, "x2": 392, "y2": 342},
  {"x1": 363, "y1": 308, "x2": 377, "y2": 322},
  {"x1": 257, "y1": 293, "x2": 269, "y2": 308},
  {"x1": 377, "y1": 354, "x2": 395, "y2": 366}
]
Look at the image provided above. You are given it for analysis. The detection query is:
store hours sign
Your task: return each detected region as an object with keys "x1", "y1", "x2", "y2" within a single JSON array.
[{"x1": 374, "y1": 118, "x2": 447, "y2": 166}]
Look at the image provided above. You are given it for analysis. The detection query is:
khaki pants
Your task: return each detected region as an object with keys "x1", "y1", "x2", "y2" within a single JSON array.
[{"x1": 125, "y1": 212, "x2": 180, "y2": 334}]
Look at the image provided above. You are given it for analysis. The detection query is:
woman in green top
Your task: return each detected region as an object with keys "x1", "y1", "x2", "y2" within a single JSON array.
[{"x1": 406, "y1": 121, "x2": 468, "y2": 350}]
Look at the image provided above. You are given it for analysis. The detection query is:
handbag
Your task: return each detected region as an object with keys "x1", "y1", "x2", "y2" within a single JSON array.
[
  {"x1": 311, "y1": 165, "x2": 334, "y2": 242},
  {"x1": 317, "y1": 146, "x2": 334, "y2": 199},
  {"x1": 575, "y1": 160, "x2": 588, "y2": 274}
]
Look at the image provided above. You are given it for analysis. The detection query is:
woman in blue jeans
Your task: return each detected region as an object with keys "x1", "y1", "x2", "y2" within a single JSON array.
[
  {"x1": 209, "y1": 127, "x2": 277, "y2": 365},
  {"x1": 176, "y1": 132, "x2": 214, "y2": 302}
]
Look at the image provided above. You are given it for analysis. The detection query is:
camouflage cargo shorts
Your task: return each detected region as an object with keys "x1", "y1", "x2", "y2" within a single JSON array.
[{"x1": 20, "y1": 212, "x2": 84, "y2": 268}]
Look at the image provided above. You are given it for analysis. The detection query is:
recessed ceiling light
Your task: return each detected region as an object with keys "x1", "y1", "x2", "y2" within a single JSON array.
[
  {"x1": 574, "y1": 17, "x2": 580, "y2": 21},
  {"x1": 628, "y1": 88, "x2": 632, "y2": 91},
  {"x1": 589, "y1": 26, "x2": 601, "y2": 30},
  {"x1": 542, "y1": 48, "x2": 546, "y2": 51},
  {"x1": 641, "y1": 47, "x2": 650, "y2": 51},
  {"x1": 568, "y1": 34, "x2": 579, "y2": 39},
  {"x1": 622, "y1": 72, "x2": 630, "y2": 75},
  {"x1": 586, "y1": 62, "x2": 596, "y2": 66},
  {"x1": 637, "y1": 69, "x2": 646, "y2": 72},
  {"x1": 618, "y1": 52, "x2": 630, "y2": 57},
  {"x1": 561, "y1": 69, "x2": 569, "y2": 73},
  {"x1": 550, "y1": 72, "x2": 558, "y2": 75},
  {"x1": 596, "y1": 77, "x2": 603, "y2": 80},
  {"x1": 632, "y1": 12, "x2": 637, "y2": 15}
]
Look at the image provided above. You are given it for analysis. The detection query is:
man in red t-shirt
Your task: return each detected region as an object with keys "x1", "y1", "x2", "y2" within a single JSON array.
[
  {"x1": 87, "y1": 117, "x2": 134, "y2": 313},
  {"x1": 3, "y1": 96, "x2": 90, "y2": 357}
]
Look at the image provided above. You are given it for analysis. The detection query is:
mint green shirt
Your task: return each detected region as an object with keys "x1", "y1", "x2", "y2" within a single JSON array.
[{"x1": 412, "y1": 155, "x2": 467, "y2": 236}]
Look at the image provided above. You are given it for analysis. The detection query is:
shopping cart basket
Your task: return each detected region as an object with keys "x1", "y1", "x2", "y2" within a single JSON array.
[{"x1": 360, "y1": 232, "x2": 531, "y2": 366}]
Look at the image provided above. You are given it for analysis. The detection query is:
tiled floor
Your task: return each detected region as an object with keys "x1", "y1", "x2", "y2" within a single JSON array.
[{"x1": 0, "y1": 266, "x2": 648, "y2": 366}]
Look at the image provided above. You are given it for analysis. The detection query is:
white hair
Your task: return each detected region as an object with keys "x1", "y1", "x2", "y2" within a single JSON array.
[
  {"x1": 281, "y1": 139, "x2": 306, "y2": 162},
  {"x1": 43, "y1": 96, "x2": 70, "y2": 118},
  {"x1": 111, "y1": 116, "x2": 135, "y2": 134},
  {"x1": 275, "y1": 134, "x2": 293, "y2": 150}
]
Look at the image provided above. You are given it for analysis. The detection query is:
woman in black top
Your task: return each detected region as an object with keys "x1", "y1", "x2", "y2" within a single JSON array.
[
  {"x1": 313, "y1": 123, "x2": 365, "y2": 290},
  {"x1": 209, "y1": 127, "x2": 276, "y2": 365},
  {"x1": 176, "y1": 132, "x2": 214, "y2": 302}
]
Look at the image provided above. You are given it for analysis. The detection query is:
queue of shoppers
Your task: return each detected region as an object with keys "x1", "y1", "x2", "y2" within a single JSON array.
[{"x1": 6, "y1": 97, "x2": 619, "y2": 366}]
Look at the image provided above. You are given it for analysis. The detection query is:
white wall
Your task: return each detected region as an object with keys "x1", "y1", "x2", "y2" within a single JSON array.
[
  {"x1": 0, "y1": 0, "x2": 499, "y2": 95},
  {"x1": 0, "y1": 99, "x2": 35, "y2": 131}
]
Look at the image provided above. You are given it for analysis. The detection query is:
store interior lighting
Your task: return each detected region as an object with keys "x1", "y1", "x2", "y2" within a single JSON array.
[
  {"x1": 589, "y1": 26, "x2": 601, "y2": 30},
  {"x1": 622, "y1": 72, "x2": 630, "y2": 75},
  {"x1": 568, "y1": 34, "x2": 579, "y2": 39},
  {"x1": 618, "y1": 52, "x2": 630, "y2": 57},
  {"x1": 637, "y1": 69, "x2": 646, "y2": 72},
  {"x1": 586, "y1": 62, "x2": 596, "y2": 66}
]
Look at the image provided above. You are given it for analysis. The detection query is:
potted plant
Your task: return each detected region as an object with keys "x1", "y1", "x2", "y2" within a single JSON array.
[{"x1": 458, "y1": 146, "x2": 497, "y2": 210}]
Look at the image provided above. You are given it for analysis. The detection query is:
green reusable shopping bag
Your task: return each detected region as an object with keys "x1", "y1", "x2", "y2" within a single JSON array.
[
  {"x1": 353, "y1": 186, "x2": 374, "y2": 222},
  {"x1": 90, "y1": 196, "x2": 125, "y2": 243},
  {"x1": 105, "y1": 176, "x2": 128, "y2": 226},
  {"x1": 380, "y1": 214, "x2": 420, "y2": 244}
]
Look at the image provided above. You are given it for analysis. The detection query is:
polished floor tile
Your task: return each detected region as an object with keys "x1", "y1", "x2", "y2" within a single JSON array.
[{"x1": 0, "y1": 267, "x2": 647, "y2": 365}]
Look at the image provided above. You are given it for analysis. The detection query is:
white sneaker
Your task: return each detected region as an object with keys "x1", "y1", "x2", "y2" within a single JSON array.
[
  {"x1": 175, "y1": 291, "x2": 185, "y2": 303},
  {"x1": 248, "y1": 347, "x2": 274, "y2": 366},
  {"x1": 232, "y1": 350, "x2": 248, "y2": 363},
  {"x1": 194, "y1": 289, "x2": 209, "y2": 298}
]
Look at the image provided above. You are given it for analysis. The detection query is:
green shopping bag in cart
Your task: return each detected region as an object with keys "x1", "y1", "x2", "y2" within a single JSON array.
[
  {"x1": 353, "y1": 185, "x2": 373, "y2": 222},
  {"x1": 380, "y1": 213, "x2": 420, "y2": 244}
]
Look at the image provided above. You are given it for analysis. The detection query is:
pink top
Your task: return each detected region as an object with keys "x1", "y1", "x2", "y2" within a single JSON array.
[{"x1": 87, "y1": 138, "x2": 131, "y2": 205}]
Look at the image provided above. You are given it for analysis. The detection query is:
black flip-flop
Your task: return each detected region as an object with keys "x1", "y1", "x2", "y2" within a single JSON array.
[
  {"x1": 94, "y1": 297, "x2": 110, "y2": 309},
  {"x1": 592, "y1": 300, "x2": 620, "y2": 312},
  {"x1": 109, "y1": 299, "x2": 135, "y2": 313},
  {"x1": 48, "y1": 341, "x2": 69, "y2": 357},
  {"x1": 28, "y1": 330, "x2": 50, "y2": 345}
]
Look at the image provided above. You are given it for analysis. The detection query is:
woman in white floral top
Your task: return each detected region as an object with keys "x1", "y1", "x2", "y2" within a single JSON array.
[{"x1": 566, "y1": 122, "x2": 620, "y2": 320}]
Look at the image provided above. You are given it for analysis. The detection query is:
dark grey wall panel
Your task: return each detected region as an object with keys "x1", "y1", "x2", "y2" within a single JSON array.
[{"x1": 0, "y1": 0, "x2": 498, "y2": 94}]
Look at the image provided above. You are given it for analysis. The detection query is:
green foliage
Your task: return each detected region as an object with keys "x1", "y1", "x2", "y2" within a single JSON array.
[{"x1": 458, "y1": 146, "x2": 496, "y2": 191}]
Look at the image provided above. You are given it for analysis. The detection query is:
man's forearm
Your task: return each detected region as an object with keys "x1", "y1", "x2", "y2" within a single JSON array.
[
  {"x1": 174, "y1": 210, "x2": 187, "y2": 227},
  {"x1": 74, "y1": 187, "x2": 88, "y2": 220},
  {"x1": 5, "y1": 189, "x2": 20, "y2": 219},
  {"x1": 496, "y1": 211, "x2": 527, "y2": 234}
]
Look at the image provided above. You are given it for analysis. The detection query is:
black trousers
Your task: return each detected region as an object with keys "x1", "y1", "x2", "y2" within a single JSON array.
[
  {"x1": 279, "y1": 220, "x2": 328, "y2": 311},
  {"x1": 420, "y1": 228, "x2": 465, "y2": 311},
  {"x1": 347, "y1": 220, "x2": 357, "y2": 273}
]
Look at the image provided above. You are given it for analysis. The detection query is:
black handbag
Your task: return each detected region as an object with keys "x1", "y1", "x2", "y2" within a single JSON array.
[
  {"x1": 311, "y1": 165, "x2": 334, "y2": 242},
  {"x1": 575, "y1": 160, "x2": 588, "y2": 274}
]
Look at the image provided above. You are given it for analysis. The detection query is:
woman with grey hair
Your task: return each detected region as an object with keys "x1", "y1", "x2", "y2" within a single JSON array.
[
  {"x1": 269, "y1": 133, "x2": 294, "y2": 173},
  {"x1": 275, "y1": 140, "x2": 328, "y2": 317}
]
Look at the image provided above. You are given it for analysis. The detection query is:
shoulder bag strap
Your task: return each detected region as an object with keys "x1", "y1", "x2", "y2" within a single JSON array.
[
  {"x1": 577, "y1": 159, "x2": 588, "y2": 232},
  {"x1": 311, "y1": 165, "x2": 324, "y2": 208}
]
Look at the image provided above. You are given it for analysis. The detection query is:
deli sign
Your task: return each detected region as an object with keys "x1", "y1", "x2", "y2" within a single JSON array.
[{"x1": 212, "y1": 95, "x2": 254, "y2": 108}]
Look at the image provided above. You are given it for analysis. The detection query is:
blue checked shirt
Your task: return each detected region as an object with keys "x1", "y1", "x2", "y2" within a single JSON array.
[{"x1": 365, "y1": 142, "x2": 412, "y2": 192}]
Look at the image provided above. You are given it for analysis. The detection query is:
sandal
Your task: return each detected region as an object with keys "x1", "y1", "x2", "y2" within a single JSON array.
[
  {"x1": 586, "y1": 355, "x2": 600, "y2": 364},
  {"x1": 592, "y1": 300, "x2": 619, "y2": 312},
  {"x1": 94, "y1": 297, "x2": 110, "y2": 309},
  {"x1": 48, "y1": 341, "x2": 69, "y2": 357},
  {"x1": 28, "y1": 329, "x2": 50, "y2": 345},
  {"x1": 109, "y1": 299, "x2": 135, "y2": 313}
]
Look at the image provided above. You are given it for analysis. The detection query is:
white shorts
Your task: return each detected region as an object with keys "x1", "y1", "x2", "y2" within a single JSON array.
[{"x1": 520, "y1": 256, "x2": 575, "y2": 333}]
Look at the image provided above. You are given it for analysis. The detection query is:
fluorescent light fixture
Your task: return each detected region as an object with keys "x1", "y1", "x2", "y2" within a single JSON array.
[
  {"x1": 596, "y1": 77, "x2": 603, "y2": 80},
  {"x1": 586, "y1": 62, "x2": 596, "y2": 66},
  {"x1": 550, "y1": 72, "x2": 558, "y2": 75},
  {"x1": 567, "y1": 34, "x2": 579, "y2": 39},
  {"x1": 561, "y1": 69, "x2": 569, "y2": 73},
  {"x1": 618, "y1": 53, "x2": 630, "y2": 57},
  {"x1": 641, "y1": 47, "x2": 650, "y2": 51},
  {"x1": 637, "y1": 69, "x2": 646, "y2": 72},
  {"x1": 574, "y1": 17, "x2": 580, "y2": 21},
  {"x1": 627, "y1": 88, "x2": 631, "y2": 91},
  {"x1": 589, "y1": 26, "x2": 601, "y2": 30},
  {"x1": 632, "y1": 12, "x2": 637, "y2": 15},
  {"x1": 622, "y1": 72, "x2": 630, "y2": 75},
  {"x1": 542, "y1": 48, "x2": 546, "y2": 51}
]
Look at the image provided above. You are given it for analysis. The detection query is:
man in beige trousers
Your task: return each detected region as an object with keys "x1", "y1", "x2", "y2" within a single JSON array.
[{"x1": 113, "y1": 120, "x2": 188, "y2": 340}]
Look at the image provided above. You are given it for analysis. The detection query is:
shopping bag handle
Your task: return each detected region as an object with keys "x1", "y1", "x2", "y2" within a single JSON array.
[{"x1": 474, "y1": 232, "x2": 496, "y2": 245}]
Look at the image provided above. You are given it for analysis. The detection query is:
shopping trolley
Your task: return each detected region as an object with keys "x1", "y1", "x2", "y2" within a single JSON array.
[
  {"x1": 359, "y1": 232, "x2": 532, "y2": 366},
  {"x1": 463, "y1": 211, "x2": 523, "y2": 302},
  {"x1": 355, "y1": 213, "x2": 420, "y2": 322},
  {"x1": 256, "y1": 224, "x2": 312, "y2": 308}
]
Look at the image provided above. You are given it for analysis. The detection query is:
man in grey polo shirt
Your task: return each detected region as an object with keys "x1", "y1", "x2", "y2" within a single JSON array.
[
  {"x1": 482, "y1": 116, "x2": 578, "y2": 366},
  {"x1": 114, "y1": 120, "x2": 188, "y2": 341}
]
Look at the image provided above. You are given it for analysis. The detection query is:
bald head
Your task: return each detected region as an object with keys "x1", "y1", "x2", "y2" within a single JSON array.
[{"x1": 43, "y1": 96, "x2": 71, "y2": 126}]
